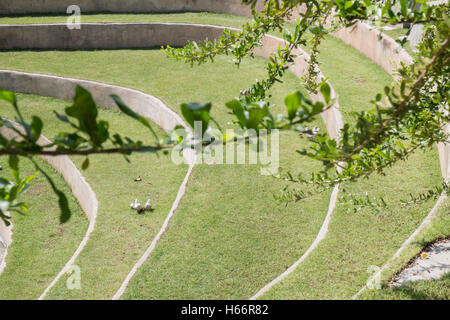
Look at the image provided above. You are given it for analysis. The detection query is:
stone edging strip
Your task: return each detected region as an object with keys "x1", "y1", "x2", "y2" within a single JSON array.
[{"x1": 250, "y1": 184, "x2": 340, "y2": 299}]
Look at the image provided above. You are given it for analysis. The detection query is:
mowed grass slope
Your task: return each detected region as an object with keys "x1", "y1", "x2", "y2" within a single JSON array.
[
  {"x1": 0, "y1": 154, "x2": 88, "y2": 299},
  {"x1": 0, "y1": 94, "x2": 188, "y2": 299},
  {"x1": 360, "y1": 198, "x2": 449, "y2": 300},
  {"x1": 260, "y1": 36, "x2": 444, "y2": 299},
  {"x1": 0, "y1": 13, "x2": 445, "y2": 299},
  {"x1": 0, "y1": 46, "x2": 333, "y2": 299}
]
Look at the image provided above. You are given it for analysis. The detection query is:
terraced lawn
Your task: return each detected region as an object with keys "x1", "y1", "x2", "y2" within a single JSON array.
[
  {"x1": 258, "y1": 34, "x2": 444, "y2": 300},
  {"x1": 0, "y1": 45, "x2": 332, "y2": 299},
  {"x1": 0, "y1": 154, "x2": 88, "y2": 299},
  {"x1": 0, "y1": 94, "x2": 187, "y2": 299},
  {"x1": 0, "y1": 13, "x2": 446, "y2": 299}
]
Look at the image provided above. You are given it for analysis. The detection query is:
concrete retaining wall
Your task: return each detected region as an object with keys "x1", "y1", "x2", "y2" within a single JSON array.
[
  {"x1": 332, "y1": 21, "x2": 414, "y2": 76},
  {"x1": 0, "y1": 23, "x2": 343, "y2": 141},
  {"x1": 331, "y1": 22, "x2": 449, "y2": 181},
  {"x1": 0, "y1": 124, "x2": 98, "y2": 220},
  {"x1": 0, "y1": 69, "x2": 195, "y2": 293},
  {"x1": 0, "y1": 23, "x2": 226, "y2": 50},
  {"x1": 0, "y1": 0, "x2": 264, "y2": 15},
  {"x1": 0, "y1": 70, "x2": 186, "y2": 133}
]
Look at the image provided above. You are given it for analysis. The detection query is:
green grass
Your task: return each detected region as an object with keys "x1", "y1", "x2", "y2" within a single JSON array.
[
  {"x1": 0, "y1": 13, "x2": 445, "y2": 299},
  {"x1": 378, "y1": 27, "x2": 414, "y2": 56},
  {"x1": 0, "y1": 45, "x2": 333, "y2": 299},
  {"x1": 0, "y1": 156, "x2": 88, "y2": 299},
  {"x1": 0, "y1": 12, "x2": 249, "y2": 28},
  {"x1": 361, "y1": 273, "x2": 450, "y2": 300},
  {"x1": 360, "y1": 198, "x2": 450, "y2": 300},
  {"x1": 382, "y1": 28, "x2": 409, "y2": 40},
  {"x1": 0, "y1": 94, "x2": 188, "y2": 299},
  {"x1": 261, "y1": 150, "x2": 443, "y2": 299},
  {"x1": 257, "y1": 34, "x2": 444, "y2": 300}
]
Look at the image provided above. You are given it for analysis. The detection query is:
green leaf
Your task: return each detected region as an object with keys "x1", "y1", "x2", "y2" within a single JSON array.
[
  {"x1": 8, "y1": 155, "x2": 19, "y2": 171},
  {"x1": 246, "y1": 102, "x2": 269, "y2": 130},
  {"x1": 181, "y1": 102, "x2": 212, "y2": 134},
  {"x1": 66, "y1": 86, "x2": 102, "y2": 146},
  {"x1": 285, "y1": 91, "x2": 303, "y2": 121},
  {"x1": 0, "y1": 89, "x2": 17, "y2": 107},
  {"x1": 110, "y1": 94, "x2": 158, "y2": 142},
  {"x1": 400, "y1": 0, "x2": 407, "y2": 16},
  {"x1": 8, "y1": 155, "x2": 20, "y2": 182},
  {"x1": 82, "y1": 157, "x2": 90, "y2": 170},
  {"x1": 54, "y1": 111, "x2": 70, "y2": 123},
  {"x1": 30, "y1": 116, "x2": 43, "y2": 142},
  {"x1": 226, "y1": 99, "x2": 247, "y2": 128},
  {"x1": 320, "y1": 83, "x2": 331, "y2": 105},
  {"x1": 222, "y1": 131, "x2": 236, "y2": 143},
  {"x1": 309, "y1": 25, "x2": 325, "y2": 35},
  {"x1": 0, "y1": 178, "x2": 10, "y2": 188}
]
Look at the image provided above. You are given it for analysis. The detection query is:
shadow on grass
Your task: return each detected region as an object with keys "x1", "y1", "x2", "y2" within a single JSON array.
[{"x1": 386, "y1": 273, "x2": 450, "y2": 300}]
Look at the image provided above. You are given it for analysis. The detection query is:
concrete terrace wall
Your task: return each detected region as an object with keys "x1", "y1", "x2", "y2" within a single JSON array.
[
  {"x1": 0, "y1": 23, "x2": 225, "y2": 50},
  {"x1": 332, "y1": 22, "x2": 414, "y2": 76},
  {"x1": 331, "y1": 22, "x2": 449, "y2": 181},
  {"x1": 0, "y1": 70, "x2": 186, "y2": 132},
  {"x1": 0, "y1": 124, "x2": 98, "y2": 222},
  {"x1": 0, "y1": 23, "x2": 343, "y2": 141},
  {"x1": 0, "y1": 0, "x2": 265, "y2": 15}
]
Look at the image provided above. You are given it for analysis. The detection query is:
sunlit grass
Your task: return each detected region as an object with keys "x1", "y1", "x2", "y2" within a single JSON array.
[
  {"x1": 0, "y1": 12, "x2": 445, "y2": 300},
  {"x1": 0, "y1": 44, "x2": 331, "y2": 299},
  {"x1": 0, "y1": 155, "x2": 88, "y2": 299}
]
